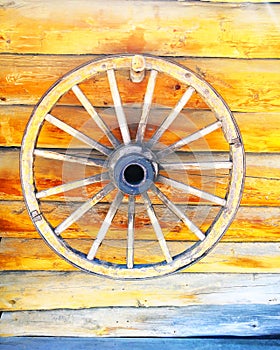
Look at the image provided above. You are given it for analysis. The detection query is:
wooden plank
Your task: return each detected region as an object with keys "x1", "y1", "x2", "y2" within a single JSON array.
[
  {"x1": 1, "y1": 106, "x2": 231, "y2": 151},
  {"x1": 201, "y1": 0, "x2": 280, "y2": 2},
  {"x1": 1, "y1": 105, "x2": 280, "y2": 152},
  {"x1": 0, "y1": 272, "x2": 279, "y2": 311},
  {"x1": 0, "y1": 56, "x2": 280, "y2": 113},
  {"x1": 1, "y1": 148, "x2": 279, "y2": 206},
  {"x1": 0, "y1": 1, "x2": 279, "y2": 58},
  {"x1": 1, "y1": 304, "x2": 280, "y2": 337},
  {"x1": 1, "y1": 201, "x2": 280, "y2": 242},
  {"x1": 1, "y1": 337, "x2": 280, "y2": 350},
  {"x1": 1, "y1": 150, "x2": 230, "y2": 204},
  {"x1": 0, "y1": 239, "x2": 279, "y2": 273}
]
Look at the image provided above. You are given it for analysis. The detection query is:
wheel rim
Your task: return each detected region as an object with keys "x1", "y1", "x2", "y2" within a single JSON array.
[{"x1": 21, "y1": 54, "x2": 245, "y2": 279}]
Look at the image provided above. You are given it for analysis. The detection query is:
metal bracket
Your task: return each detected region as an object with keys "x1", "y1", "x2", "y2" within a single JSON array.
[
  {"x1": 31, "y1": 210, "x2": 43, "y2": 222},
  {"x1": 130, "y1": 55, "x2": 146, "y2": 83},
  {"x1": 230, "y1": 137, "x2": 242, "y2": 148}
]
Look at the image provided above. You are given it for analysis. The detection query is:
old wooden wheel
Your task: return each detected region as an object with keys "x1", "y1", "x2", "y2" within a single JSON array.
[{"x1": 21, "y1": 55, "x2": 245, "y2": 279}]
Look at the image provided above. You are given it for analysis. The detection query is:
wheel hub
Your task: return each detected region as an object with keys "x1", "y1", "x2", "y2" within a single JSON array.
[
  {"x1": 114, "y1": 154, "x2": 156, "y2": 195},
  {"x1": 108, "y1": 144, "x2": 158, "y2": 195}
]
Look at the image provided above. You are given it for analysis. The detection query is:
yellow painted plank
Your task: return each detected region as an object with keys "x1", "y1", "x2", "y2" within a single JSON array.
[
  {"x1": 0, "y1": 56, "x2": 280, "y2": 113},
  {"x1": 0, "y1": 148, "x2": 231, "y2": 204},
  {"x1": 1, "y1": 201, "x2": 280, "y2": 242},
  {"x1": 0, "y1": 238, "x2": 279, "y2": 273},
  {"x1": 0, "y1": 271, "x2": 279, "y2": 311},
  {"x1": 0, "y1": 1, "x2": 279, "y2": 58},
  {"x1": 1, "y1": 105, "x2": 280, "y2": 152}
]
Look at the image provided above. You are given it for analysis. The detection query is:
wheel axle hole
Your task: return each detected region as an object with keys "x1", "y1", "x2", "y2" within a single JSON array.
[{"x1": 124, "y1": 164, "x2": 145, "y2": 186}]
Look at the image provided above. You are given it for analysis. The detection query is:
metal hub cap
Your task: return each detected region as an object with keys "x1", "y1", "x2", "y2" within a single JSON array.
[
  {"x1": 20, "y1": 54, "x2": 245, "y2": 279},
  {"x1": 114, "y1": 155, "x2": 156, "y2": 195},
  {"x1": 108, "y1": 145, "x2": 158, "y2": 195}
]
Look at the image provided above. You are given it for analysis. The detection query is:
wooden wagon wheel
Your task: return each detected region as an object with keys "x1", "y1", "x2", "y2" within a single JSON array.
[{"x1": 21, "y1": 55, "x2": 245, "y2": 279}]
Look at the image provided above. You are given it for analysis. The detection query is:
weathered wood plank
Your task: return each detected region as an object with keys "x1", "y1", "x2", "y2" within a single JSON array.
[
  {"x1": 0, "y1": 105, "x2": 230, "y2": 150},
  {"x1": 1, "y1": 105, "x2": 280, "y2": 152},
  {"x1": 1, "y1": 201, "x2": 279, "y2": 242},
  {"x1": 1, "y1": 337, "x2": 280, "y2": 350},
  {"x1": 1, "y1": 305, "x2": 280, "y2": 337},
  {"x1": 0, "y1": 1, "x2": 279, "y2": 58},
  {"x1": 1, "y1": 152, "x2": 230, "y2": 204},
  {"x1": 0, "y1": 272, "x2": 279, "y2": 311},
  {"x1": 201, "y1": 0, "x2": 280, "y2": 2},
  {"x1": 0, "y1": 56, "x2": 280, "y2": 112},
  {"x1": 0, "y1": 239, "x2": 279, "y2": 273},
  {"x1": 1, "y1": 148, "x2": 279, "y2": 205}
]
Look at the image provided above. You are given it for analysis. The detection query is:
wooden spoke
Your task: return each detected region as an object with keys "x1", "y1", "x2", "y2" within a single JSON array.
[
  {"x1": 54, "y1": 182, "x2": 115, "y2": 235},
  {"x1": 71, "y1": 85, "x2": 120, "y2": 148},
  {"x1": 158, "y1": 175, "x2": 226, "y2": 206},
  {"x1": 107, "y1": 69, "x2": 131, "y2": 145},
  {"x1": 127, "y1": 195, "x2": 135, "y2": 269},
  {"x1": 157, "y1": 121, "x2": 222, "y2": 158},
  {"x1": 160, "y1": 161, "x2": 233, "y2": 171},
  {"x1": 36, "y1": 172, "x2": 109, "y2": 199},
  {"x1": 87, "y1": 191, "x2": 124, "y2": 260},
  {"x1": 45, "y1": 114, "x2": 112, "y2": 156},
  {"x1": 142, "y1": 192, "x2": 173, "y2": 263},
  {"x1": 147, "y1": 86, "x2": 195, "y2": 148},
  {"x1": 151, "y1": 184, "x2": 205, "y2": 241},
  {"x1": 34, "y1": 149, "x2": 105, "y2": 167},
  {"x1": 135, "y1": 69, "x2": 158, "y2": 143}
]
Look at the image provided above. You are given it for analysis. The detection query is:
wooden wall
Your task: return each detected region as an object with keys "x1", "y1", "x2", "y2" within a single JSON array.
[{"x1": 0, "y1": 0, "x2": 280, "y2": 340}]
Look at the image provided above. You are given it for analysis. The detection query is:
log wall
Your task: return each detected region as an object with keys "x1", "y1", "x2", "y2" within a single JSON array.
[{"x1": 0, "y1": 0, "x2": 279, "y2": 342}]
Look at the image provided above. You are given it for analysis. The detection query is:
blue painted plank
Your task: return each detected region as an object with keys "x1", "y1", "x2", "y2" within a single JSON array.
[
  {"x1": 1, "y1": 337, "x2": 280, "y2": 350},
  {"x1": 2, "y1": 304, "x2": 280, "y2": 337}
]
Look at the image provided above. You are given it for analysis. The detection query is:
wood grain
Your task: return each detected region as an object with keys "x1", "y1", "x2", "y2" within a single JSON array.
[
  {"x1": 0, "y1": 149, "x2": 230, "y2": 204},
  {"x1": 0, "y1": 1, "x2": 279, "y2": 58},
  {"x1": 0, "y1": 239, "x2": 279, "y2": 273},
  {"x1": 0, "y1": 271, "x2": 279, "y2": 311},
  {"x1": 1, "y1": 149, "x2": 279, "y2": 206},
  {"x1": 201, "y1": 0, "x2": 280, "y2": 2},
  {"x1": 1, "y1": 105, "x2": 280, "y2": 152},
  {"x1": 0, "y1": 55, "x2": 280, "y2": 112},
  {"x1": 1, "y1": 201, "x2": 279, "y2": 242},
  {"x1": 0, "y1": 0, "x2": 279, "y2": 339},
  {"x1": 1, "y1": 305, "x2": 280, "y2": 337}
]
